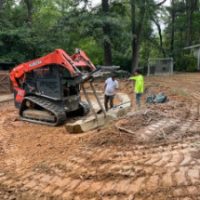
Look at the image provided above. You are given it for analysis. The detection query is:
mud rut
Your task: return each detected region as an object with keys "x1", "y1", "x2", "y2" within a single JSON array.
[{"x1": 1, "y1": 74, "x2": 200, "y2": 200}]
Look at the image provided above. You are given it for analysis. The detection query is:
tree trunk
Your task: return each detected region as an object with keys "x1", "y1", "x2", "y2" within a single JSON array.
[
  {"x1": 24, "y1": 0, "x2": 33, "y2": 26},
  {"x1": 131, "y1": 0, "x2": 136, "y2": 72},
  {"x1": 102, "y1": 0, "x2": 112, "y2": 66},
  {"x1": 130, "y1": 0, "x2": 146, "y2": 73},
  {"x1": 170, "y1": 0, "x2": 175, "y2": 57},
  {"x1": 156, "y1": 0, "x2": 167, "y2": 6},
  {"x1": 153, "y1": 18, "x2": 166, "y2": 57},
  {"x1": 186, "y1": 0, "x2": 192, "y2": 45},
  {"x1": 0, "y1": 0, "x2": 5, "y2": 12},
  {"x1": 186, "y1": 0, "x2": 197, "y2": 45},
  {"x1": 131, "y1": 38, "x2": 140, "y2": 73}
]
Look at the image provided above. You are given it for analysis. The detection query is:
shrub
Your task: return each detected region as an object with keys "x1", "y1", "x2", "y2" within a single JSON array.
[{"x1": 175, "y1": 54, "x2": 197, "y2": 72}]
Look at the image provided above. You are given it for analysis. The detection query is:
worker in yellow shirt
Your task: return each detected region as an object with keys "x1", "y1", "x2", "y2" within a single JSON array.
[{"x1": 129, "y1": 69, "x2": 144, "y2": 109}]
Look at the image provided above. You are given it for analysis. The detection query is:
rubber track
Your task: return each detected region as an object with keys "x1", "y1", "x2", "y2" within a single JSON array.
[{"x1": 20, "y1": 96, "x2": 66, "y2": 126}]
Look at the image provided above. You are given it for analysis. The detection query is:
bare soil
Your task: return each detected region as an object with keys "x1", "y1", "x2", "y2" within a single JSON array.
[{"x1": 1, "y1": 73, "x2": 200, "y2": 199}]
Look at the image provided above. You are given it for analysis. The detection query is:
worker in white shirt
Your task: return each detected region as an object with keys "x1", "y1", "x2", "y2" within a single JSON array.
[{"x1": 104, "y1": 75, "x2": 119, "y2": 111}]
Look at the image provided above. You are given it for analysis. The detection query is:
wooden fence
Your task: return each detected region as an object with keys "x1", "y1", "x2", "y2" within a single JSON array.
[{"x1": 0, "y1": 71, "x2": 12, "y2": 94}]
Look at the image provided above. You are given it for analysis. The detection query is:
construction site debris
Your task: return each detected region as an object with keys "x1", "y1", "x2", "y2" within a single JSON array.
[
  {"x1": 65, "y1": 93, "x2": 131, "y2": 133},
  {"x1": 146, "y1": 92, "x2": 167, "y2": 104}
]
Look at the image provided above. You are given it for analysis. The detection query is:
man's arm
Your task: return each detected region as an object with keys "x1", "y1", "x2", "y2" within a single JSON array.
[
  {"x1": 115, "y1": 80, "x2": 119, "y2": 89},
  {"x1": 104, "y1": 83, "x2": 107, "y2": 92},
  {"x1": 104, "y1": 79, "x2": 108, "y2": 92},
  {"x1": 129, "y1": 76, "x2": 136, "y2": 80}
]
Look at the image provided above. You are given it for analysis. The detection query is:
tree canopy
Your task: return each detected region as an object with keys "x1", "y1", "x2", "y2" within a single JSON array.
[{"x1": 0, "y1": 0, "x2": 199, "y2": 72}]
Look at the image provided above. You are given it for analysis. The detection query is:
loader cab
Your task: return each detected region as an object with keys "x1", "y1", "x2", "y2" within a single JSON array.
[
  {"x1": 25, "y1": 65, "x2": 62, "y2": 100},
  {"x1": 24, "y1": 65, "x2": 81, "y2": 101}
]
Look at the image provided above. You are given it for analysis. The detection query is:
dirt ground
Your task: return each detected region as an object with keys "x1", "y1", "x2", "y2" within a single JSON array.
[{"x1": 1, "y1": 73, "x2": 200, "y2": 200}]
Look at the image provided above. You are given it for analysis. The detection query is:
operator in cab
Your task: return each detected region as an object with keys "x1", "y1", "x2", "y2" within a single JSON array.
[{"x1": 104, "y1": 74, "x2": 119, "y2": 111}]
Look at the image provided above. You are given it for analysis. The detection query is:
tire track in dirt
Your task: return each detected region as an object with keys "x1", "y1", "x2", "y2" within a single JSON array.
[
  {"x1": 0, "y1": 106, "x2": 15, "y2": 169},
  {"x1": 1, "y1": 151, "x2": 200, "y2": 200},
  {"x1": 0, "y1": 104, "x2": 29, "y2": 173},
  {"x1": 1, "y1": 75, "x2": 200, "y2": 199}
]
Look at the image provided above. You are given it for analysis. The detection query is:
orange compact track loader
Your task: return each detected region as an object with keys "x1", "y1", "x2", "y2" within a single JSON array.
[{"x1": 10, "y1": 49, "x2": 101, "y2": 126}]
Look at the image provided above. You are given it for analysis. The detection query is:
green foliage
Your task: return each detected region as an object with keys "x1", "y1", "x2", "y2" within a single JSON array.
[
  {"x1": 79, "y1": 37, "x2": 103, "y2": 65},
  {"x1": 0, "y1": 0, "x2": 132, "y2": 68},
  {"x1": 0, "y1": 0, "x2": 199, "y2": 72},
  {"x1": 112, "y1": 50, "x2": 132, "y2": 72},
  {"x1": 164, "y1": 0, "x2": 200, "y2": 58},
  {"x1": 176, "y1": 54, "x2": 197, "y2": 72}
]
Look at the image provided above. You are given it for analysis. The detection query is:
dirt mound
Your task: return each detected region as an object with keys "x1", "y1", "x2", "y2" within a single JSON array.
[
  {"x1": 118, "y1": 110, "x2": 165, "y2": 131},
  {"x1": 80, "y1": 105, "x2": 195, "y2": 148},
  {"x1": 147, "y1": 100, "x2": 190, "y2": 119}
]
